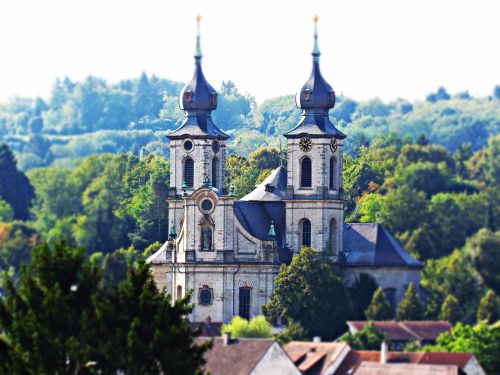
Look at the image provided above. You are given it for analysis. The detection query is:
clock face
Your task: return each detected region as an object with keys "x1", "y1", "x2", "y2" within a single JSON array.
[
  {"x1": 299, "y1": 137, "x2": 312, "y2": 152},
  {"x1": 330, "y1": 138, "x2": 338, "y2": 153}
]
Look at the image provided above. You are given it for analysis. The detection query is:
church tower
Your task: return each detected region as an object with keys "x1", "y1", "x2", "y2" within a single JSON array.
[{"x1": 284, "y1": 16, "x2": 346, "y2": 258}]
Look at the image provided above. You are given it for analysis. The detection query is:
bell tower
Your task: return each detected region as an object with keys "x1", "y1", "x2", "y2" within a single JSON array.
[{"x1": 284, "y1": 16, "x2": 346, "y2": 258}]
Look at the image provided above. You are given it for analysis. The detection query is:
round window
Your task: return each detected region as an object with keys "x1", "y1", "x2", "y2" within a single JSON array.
[
  {"x1": 199, "y1": 288, "x2": 213, "y2": 305},
  {"x1": 183, "y1": 140, "x2": 193, "y2": 152},
  {"x1": 201, "y1": 199, "x2": 213, "y2": 212}
]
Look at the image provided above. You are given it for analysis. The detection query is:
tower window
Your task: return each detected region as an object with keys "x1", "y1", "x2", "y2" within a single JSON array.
[
  {"x1": 329, "y1": 157, "x2": 336, "y2": 190},
  {"x1": 176, "y1": 285, "x2": 183, "y2": 300},
  {"x1": 212, "y1": 157, "x2": 218, "y2": 188},
  {"x1": 303, "y1": 89, "x2": 312, "y2": 101},
  {"x1": 185, "y1": 91, "x2": 193, "y2": 103},
  {"x1": 239, "y1": 287, "x2": 251, "y2": 320},
  {"x1": 184, "y1": 158, "x2": 194, "y2": 188},
  {"x1": 301, "y1": 219, "x2": 312, "y2": 248},
  {"x1": 329, "y1": 218, "x2": 337, "y2": 254},
  {"x1": 210, "y1": 93, "x2": 217, "y2": 105},
  {"x1": 301, "y1": 157, "x2": 312, "y2": 188}
]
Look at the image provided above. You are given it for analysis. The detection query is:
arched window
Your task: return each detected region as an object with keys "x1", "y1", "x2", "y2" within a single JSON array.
[
  {"x1": 329, "y1": 219, "x2": 337, "y2": 254},
  {"x1": 329, "y1": 157, "x2": 336, "y2": 190},
  {"x1": 301, "y1": 219, "x2": 312, "y2": 248},
  {"x1": 212, "y1": 157, "x2": 218, "y2": 189},
  {"x1": 301, "y1": 157, "x2": 312, "y2": 188},
  {"x1": 184, "y1": 157, "x2": 194, "y2": 188},
  {"x1": 176, "y1": 285, "x2": 183, "y2": 300},
  {"x1": 239, "y1": 287, "x2": 251, "y2": 320}
]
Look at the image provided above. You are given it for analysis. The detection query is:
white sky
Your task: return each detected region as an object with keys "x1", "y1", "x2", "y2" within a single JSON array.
[{"x1": 0, "y1": 0, "x2": 499, "y2": 103}]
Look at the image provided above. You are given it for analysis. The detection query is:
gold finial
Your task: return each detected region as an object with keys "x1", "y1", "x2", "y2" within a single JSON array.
[
  {"x1": 196, "y1": 14, "x2": 202, "y2": 22},
  {"x1": 313, "y1": 15, "x2": 319, "y2": 22}
]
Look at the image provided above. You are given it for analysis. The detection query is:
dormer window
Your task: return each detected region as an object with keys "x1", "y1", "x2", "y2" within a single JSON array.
[
  {"x1": 265, "y1": 184, "x2": 274, "y2": 192},
  {"x1": 303, "y1": 89, "x2": 312, "y2": 101},
  {"x1": 329, "y1": 90, "x2": 335, "y2": 102},
  {"x1": 210, "y1": 93, "x2": 217, "y2": 105},
  {"x1": 185, "y1": 91, "x2": 193, "y2": 103}
]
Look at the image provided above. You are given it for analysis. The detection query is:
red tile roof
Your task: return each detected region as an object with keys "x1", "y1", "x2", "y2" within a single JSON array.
[
  {"x1": 353, "y1": 362, "x2": 458, "y2": 375},
  {"x1": 196, "y1": 337, "x2": 275, "y2": 375},
  {"x1": 283, "y1": 341, "x2": 349, "y2": 375},
  {"x1": 336, "y1": 350, "x2": 475, "y2": 375},
  {"x1": 347, "y1": 321, "x2": 452, "y2": 341}
]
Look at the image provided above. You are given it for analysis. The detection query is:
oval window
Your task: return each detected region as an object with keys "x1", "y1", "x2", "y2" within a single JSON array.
[
  {"x1": 183, "y1": 140, "x2": 193, "y2": 152},
  {"x1": 201, "y1": 199, "x2": 213, "y2": 212}
]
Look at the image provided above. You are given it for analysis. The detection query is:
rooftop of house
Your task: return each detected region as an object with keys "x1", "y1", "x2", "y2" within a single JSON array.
[
  {"x1": 346, "y1": 321, "x2": 453, "y2": 341},
  {"x1": 337, "y1": 350, "x2": 477, "y2": 375},
  {"x1": 283, "y1": 341, "x2": 350, "y2": 375},
  {"x1": 195, "y1": 337, "x2": 277, "y2": 375},
  {"x1": 352, "y1": 362, "x2": 458, "y2": 375}
]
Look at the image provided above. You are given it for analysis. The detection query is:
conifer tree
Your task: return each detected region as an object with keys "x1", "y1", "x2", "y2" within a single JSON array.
[
  {"x1": 439, "y1": 294, "x2": 464, "y2": 324},
  {"x1": 477, "y1": 290, "x2": 500, "y2": 323},
  {"x1": 396, "y1": 282, "x2": 424, "y2": 320},
  {"x1": 365, "y1": 287, "x2": 394, "y2": 321}
]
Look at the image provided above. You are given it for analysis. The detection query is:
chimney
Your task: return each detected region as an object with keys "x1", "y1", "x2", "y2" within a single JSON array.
[
  {"x1": 223, "y1": 332, "x2": 231, "y2": 346},
  {"x1": 313, "y1": 336, "x2": 321, "y2": 343},
  {"x1": 380, "y1": 341, "x2": 388, "y2": 364}
]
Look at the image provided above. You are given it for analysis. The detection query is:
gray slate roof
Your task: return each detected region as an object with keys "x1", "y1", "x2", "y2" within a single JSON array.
[
  {"x1": 343, "y1": 223, "x2": 423, "y2": 268},
  {"x1": 240, "y1": 167, "x2": 287, "y2": 201}
]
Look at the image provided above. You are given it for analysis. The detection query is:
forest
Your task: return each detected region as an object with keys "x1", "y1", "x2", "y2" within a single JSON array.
[{"x1": 0, "y1": 75, "x2": 499, "y2": 367}]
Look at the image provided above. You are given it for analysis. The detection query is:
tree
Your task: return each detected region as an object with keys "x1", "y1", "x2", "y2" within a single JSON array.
[
  {"x1": 221, "y1": 316, "x2": 273, "y2": 339},
  {"x1": 0, "y1": 221, "x2": 39, "y2": 272},
  {"x1": 425, "y1": 322, "x2": 500, "y2": 374},
  {"x1": 0, "y1": 199, "x2": 14, "y2": 222},
  {"x1": 477, "y1": 290, "x2": 500, "y2": 324},
  {"x1": 439, "y1": 295, "x2": 464, "y2": 324},
  {"x1": 262, "y1": 247, "x2": 352, "y2": 340},
  {"x1": 0, "y1": 144, "x2": 35, "y2": 220},
  {"x1": 396, "y1": 283, "x2": 424, "y2": 320},
  {"x1": 465, "y1": 229, "x2": 500, "y2": 294},
  {"x1": 364, "y1": 287, "x2": 394, "y2": 321},
  {"x1": 349, "y1": 273, "x2": 379, "y2": 319},
  {"x1": 342, "y1": 322, "x2": 388, "y2": 350},
  {"x1": 0, "y1": 240, "x2": 210, "y2": 374},
  {"x1": 248, "y1": 146, "x2": 280, "y2": 171}
]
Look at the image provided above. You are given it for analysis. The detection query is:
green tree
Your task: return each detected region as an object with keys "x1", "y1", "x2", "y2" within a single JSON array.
[
  {"x1": 0, "y1": 221, "x2": 39, "y2": 272},
  {"x1": 396, "y1": 283, "x2": 424, "y2": 320},
  {"x1": 0, "y1": 143, "x2": 35, "y2": 220},
  {"x1": 0, "y1": 199, "x2": 14, "y2": 222},
  {"x1": 341, "y1": 322, "x2": 388, "y2": 350},
  {"x1": 248, "y1": 146, "x2": 280, "y2": 171},
  {"x1": 262, "y1": 247, "x2": 352, "y2": 340},
  {"x1": 465, "y1": 229, "x2": 500, "y2": 294},
  {"x1": 439, "y1": 295, "x2": 464, "y2": 324},
  {"x1": 477, "y1": 290, "x2": 500, "y2": 324},
  {"x1": 364, "y1": 287, "x2": 394, "y2": 321},
  {"x1": 425, "y1": 322, "x2": 500, "y2": 374},
  {"x1": 221, "y1": 315, "x2": 273, "y2": 339},
  {"x1": 0, "y1": 241, "x2": 210, "y2": 374},
  {"x1": 349, "y1": 273, "x2": 379, "y2": 319}
]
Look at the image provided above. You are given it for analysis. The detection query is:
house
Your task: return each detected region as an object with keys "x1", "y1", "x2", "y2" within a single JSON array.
[
  {"x1": 336, "y1": 350, "x2": 485, "y2": 375},
  {"x1": 346, "y1": 321, "x2": 453, "y2": 350},
  {"x1": 196, "y1": 333, "x2": 300, "y2": 375},
  {"x1": 283, "y1": 341, "x2": 350, "y2": 375},
  {"x1": 352, "y1": 362, "x2": 459, "y2": 375}
]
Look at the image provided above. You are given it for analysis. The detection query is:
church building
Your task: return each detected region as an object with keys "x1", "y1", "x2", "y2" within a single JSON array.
[{"x1": 148, "y1": 16, "x2": 423, "y2": 323}]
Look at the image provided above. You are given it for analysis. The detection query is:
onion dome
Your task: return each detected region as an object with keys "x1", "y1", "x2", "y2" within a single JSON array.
[
  {"x1": 168, "y1": 16, "x2": 228, "y2": 140},
  {"x1": 285, "y1": 16, "x2": 346, "y2": 139}
]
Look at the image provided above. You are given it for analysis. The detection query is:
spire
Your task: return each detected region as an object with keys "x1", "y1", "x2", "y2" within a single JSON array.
[
  {"x1": 168, "y1": 15, "x2": 228, "y2": 140},
  {"x1": 312, "y1": 15, "x2": 320, "y2": 61},
  {"x1": 284, "y1": 15, "x2": 346, "y2": 139},
  {"x1": 195, "y1": 15, "x2": 202, "y2": 63}
]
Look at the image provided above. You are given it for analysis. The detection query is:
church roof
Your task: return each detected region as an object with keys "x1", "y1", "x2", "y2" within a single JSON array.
[
  {"x1": 343, "y1": 223, "x2": 423, "y2": 268},
  {"x1": 240, "y1": 167, "x2": 287, "y2": 201}
]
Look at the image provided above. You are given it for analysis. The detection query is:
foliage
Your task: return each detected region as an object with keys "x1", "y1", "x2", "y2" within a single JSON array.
[
  {"x1": 341, "y1": 322, "x2": 388, "y2": 350},
  {"x1": 364, "y1": 287, "x2": 394, "y2": 321},
  {"x1": 349, "y1": 273, "x2": 379, "y2": 319},
  {"x1": 424, "y1": 322, "x2": 500, "y2": 374},
  {"x1": 477, "y1": 290, "x2": 500, "y2": 324},
  {"x1": 396, "y1": 283, "x2": 424, "y2": 321},
  {"x1": 0, "y1": 240, "x2": 210, "y2": 374},
  {"x1": 0, "y1": 221, "x2": 39, "y2": 272},
  {"x1": 275, "y1": 320, "x2": 307, "y2": 344},
  {"x1": 221, "y1": 315, "x2": 273, "y2": 339},
  {"x1": 262, "y1": 247, "x2": 352, "y2": 340},
  {"x1": 438, "y1": 295, "x2": 464, "y2": 324},
  {"x1": 0, "y1": 199, "x2": 14, "y2": 222}
]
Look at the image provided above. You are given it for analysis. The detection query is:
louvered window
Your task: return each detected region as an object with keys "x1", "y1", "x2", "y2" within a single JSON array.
[
  {"x1": 329, "y1": 157, "x2": 335, "y2": 189},
  {"x1": 212, "y1": 158, "x2": 218, "y2": 188},
  {"x1": 302, "y1": 219, "x2": 311, "y2": 248},
  {"x1": 184, "y1": 158, "x2": 194, "y2": 188},
  {"x1": 301, "y1": 157, "x2": 312, "y2": 188}
]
